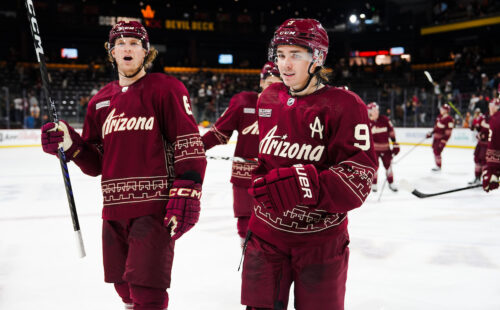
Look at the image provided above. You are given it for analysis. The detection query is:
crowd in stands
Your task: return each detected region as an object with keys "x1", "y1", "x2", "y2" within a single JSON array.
[
  {"x1": 432, "y1": 0, "x2": 500, "y2": 24},
  {"x1": 1, "y1": 45, "x2": 500, "y2": 130}
]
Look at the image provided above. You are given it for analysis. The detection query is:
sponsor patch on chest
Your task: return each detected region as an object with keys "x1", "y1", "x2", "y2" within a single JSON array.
[
  {"x1": 244, "y1": 108, "x2": 255, "y2": 114},
  {"x1": 259, "y1": 108, "x2": 272, "y2": 118},
  {"x1": 96, "y1": 100, "x2": 110, "y2": 110}
]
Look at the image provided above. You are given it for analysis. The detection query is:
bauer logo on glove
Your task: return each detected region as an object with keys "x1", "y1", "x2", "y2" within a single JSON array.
[{"x1": 248, "y1": 164, "x2": 320, "y2": 213}]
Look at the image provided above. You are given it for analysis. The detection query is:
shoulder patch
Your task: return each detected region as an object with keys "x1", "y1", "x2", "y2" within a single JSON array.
[
  {"x1": 259, "y1": 108, "x2": 272, "y2": 118},
  {"x1": 96, "y1": 100, "x2": 110, "y2": 110}
]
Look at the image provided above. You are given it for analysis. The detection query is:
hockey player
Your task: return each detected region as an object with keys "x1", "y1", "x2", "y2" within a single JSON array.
[
  {"x1": 243, "y1": 18, "x2": 377, "y2": 310},
  {"x1": 427, "y1": 104, "x2": 454, "y2": 171},
  {"x1": 367, "y1": 102, "x2": 400, "y2": 192},
  {"x1": 40, "y1": 21, "x2": 206, "y2": 310},
  {"x1": 483, "y1": 98, "x2": 500, "y2": 192},
  {"x1": 201, "y1": 62, "x2": 281, "y2": 244},
  {"x1": 469, "y1": 107, "x2": 489, "y2": 184}
]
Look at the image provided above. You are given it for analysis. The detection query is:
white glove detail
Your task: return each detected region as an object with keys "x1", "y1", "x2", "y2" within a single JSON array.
[{"x1": 54, "y1": 121, "x2": 73, "y2": 152}]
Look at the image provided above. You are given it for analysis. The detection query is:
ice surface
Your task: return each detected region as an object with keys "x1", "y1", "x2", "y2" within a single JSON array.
[{"x1": 0, "y1": 144, "x2": 499, "y2": 309}]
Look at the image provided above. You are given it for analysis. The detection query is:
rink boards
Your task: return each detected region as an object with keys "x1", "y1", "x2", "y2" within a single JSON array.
[{"x1": 0, "y1": 127, "x2": 478, "y2": 149}]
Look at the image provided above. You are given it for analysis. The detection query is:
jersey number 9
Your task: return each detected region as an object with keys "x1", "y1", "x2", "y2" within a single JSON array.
[{"x1": 354, "y1": 124, "x2": 370, "y2": 151}]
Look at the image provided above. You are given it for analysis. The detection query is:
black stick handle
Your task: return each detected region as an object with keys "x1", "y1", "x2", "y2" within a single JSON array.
[{"x1": 26, "y1": 0, "x2": 85, "y2": 258}]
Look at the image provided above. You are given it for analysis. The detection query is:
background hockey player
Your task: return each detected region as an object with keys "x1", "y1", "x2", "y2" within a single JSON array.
[
  {"x1": 367, "y1": 102, "x2": 400, "y2": 192},
  {"x1": 242, "y1": 18, "x2": 377, "y2": 310},
  {"x1": 201, "y1": 61, "x2": 281, "y2": 244},
  {"x1": 469, "y1": 105, "x2": 490, "y2": 185},
  {"x1": 427, "y1": 104, "x2": 454, "y2": 171},
  {"x1": 483, "y1": 98, "x2": 500, "y2": 192},
  {"x1": 40, "y1": 21, "x2": 206, "y2": 310}
]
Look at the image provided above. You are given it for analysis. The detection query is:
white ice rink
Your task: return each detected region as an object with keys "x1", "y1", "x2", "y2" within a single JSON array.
[{"x1": 1, "y1": 143, "x2": 499, "y2": 310}]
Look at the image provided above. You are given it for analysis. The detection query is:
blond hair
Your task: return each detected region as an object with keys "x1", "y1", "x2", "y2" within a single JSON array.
[{"x1": 316, "y1": 67, "x2": 330, "y2": 83}]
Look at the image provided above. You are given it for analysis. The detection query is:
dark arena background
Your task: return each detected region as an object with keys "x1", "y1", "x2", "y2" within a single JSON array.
[
  {"x1": 1, "y1": 1, "x2": 500, "y2": 310},
  {"x1": 2, "y1": 0, "x2": 500, "y2": 128}
]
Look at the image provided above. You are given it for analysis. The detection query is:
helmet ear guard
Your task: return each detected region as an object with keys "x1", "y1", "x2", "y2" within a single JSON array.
[{"x1": 312, "y1": 49, "x2": 326, "y2": 66}]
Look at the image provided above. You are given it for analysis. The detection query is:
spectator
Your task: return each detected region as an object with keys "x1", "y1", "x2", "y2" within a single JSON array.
[
  {"x1": 30, "y1": 102, "x2": 41, "y2": 128},
  {"x1": 13, "y1": 96, "x2": 24, "y2": 126}
]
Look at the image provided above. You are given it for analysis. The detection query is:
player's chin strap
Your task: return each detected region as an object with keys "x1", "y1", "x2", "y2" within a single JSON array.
[
  {"x1": 289, "y1": 62, "x2": 321, "y2": 96},
  {"x1": 117, "y1": 58, "x2": 147, "y2": 79}
]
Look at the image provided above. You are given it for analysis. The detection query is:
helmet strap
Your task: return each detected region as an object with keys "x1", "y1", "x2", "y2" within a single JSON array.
[
  {"x1": 112, "y1": 48, "x2": 149, "y2": 79},
  {"x1": 119, "y1": 59, "x2": 146, "y2": 79},
  {"x1": 289, "y1": 62, "x2": 320, "y2": 96}
]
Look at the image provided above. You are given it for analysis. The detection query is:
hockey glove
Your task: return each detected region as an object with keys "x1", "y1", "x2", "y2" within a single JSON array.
[
  {"x1": 482, "y1": 169, "x2": 499, "y2": 192},
  {"x1": 248, "y1": 164, "x2": 319, "y2": 213},
  {"x1": 164, "y1": 180, "x2": 202, "y2": 241},
  {"x1": 426, "y1": 131, "x2": 433, "y2": 139},
  {"x1": 391, "y1": 142, "x2": 400, "y2": 156},
  {"x1": 41, "y1": 120, "x2": 83, "y2": 161}
]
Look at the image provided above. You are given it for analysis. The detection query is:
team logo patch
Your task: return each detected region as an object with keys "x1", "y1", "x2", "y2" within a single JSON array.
[
  {"x1": 244, "y1": 108, "x2": 256, "y2": 114},
  {"x1": 259, "y1": 108, "x2": 272, "y2": 118},
  {"x1": 287, "y1": 98, "x2": 295, "y2": 106},
  {"x1": 96, "y1": 100, "x2": 110, "y2": 110}
]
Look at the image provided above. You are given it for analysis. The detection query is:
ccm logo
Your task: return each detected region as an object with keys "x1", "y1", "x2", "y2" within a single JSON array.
[
  {"x1": 169, "y1": 188, "x2": 201, "y2": 199},
  {"x1": 26, "y1": 0, "x2": 45, "y2": 62},
  {"x1": 294, "y1": 165, "x2": 313, "y2": 199}
]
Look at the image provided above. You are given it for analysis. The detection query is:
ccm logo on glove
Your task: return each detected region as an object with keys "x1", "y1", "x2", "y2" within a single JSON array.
[{"x1": 169, "y1": 187, "x2": 202, "y2": 199}]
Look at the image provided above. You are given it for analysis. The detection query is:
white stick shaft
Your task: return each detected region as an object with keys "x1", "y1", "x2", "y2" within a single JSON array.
[{"x1": 75, "y1": 230, "x2": 86, "y2": 258}]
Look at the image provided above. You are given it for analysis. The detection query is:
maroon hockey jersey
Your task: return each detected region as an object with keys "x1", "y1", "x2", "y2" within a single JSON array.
[
  {"x1": 249, "y1": 83, "x2": 378, "y2": 247},
  {"x1": 433, "y1": 114, "x2": 454, "y2": 141},
  {"x1": 471, "y1": 114, "x2": 490, "y2": 144},
  {"x1": 202, "y1": 91, "x2": 259, "y2": 187},
  {"x1": 73, "y1": 73, "x2": 206, "y2": 220},
  {"x1": 486, "y1": 112, "x2": 500, "y2": 173},
  {"x1": 370, "y1": 115, "x2": 396, "y2": 152}
]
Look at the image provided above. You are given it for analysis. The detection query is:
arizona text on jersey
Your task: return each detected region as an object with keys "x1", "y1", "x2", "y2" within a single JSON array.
[{"x1": 249, "y1": 83, "x2": 378, "y2": 247}]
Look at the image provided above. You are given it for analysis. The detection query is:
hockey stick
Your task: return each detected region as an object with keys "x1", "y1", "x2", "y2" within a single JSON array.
[
  {"x1": 400, "y1": 179, "x2": 481, "y2": 198},
  {"x1": 26, "y1": 0, "x2": 85, "y2": 258},
  {"x1": 393, "y1": 136, "x2": 429, "y2": 165},
  {"x1": 424, "y1": 71, "x2": 463, "y2": 119},
  {"x1": 377, "y1": 178, "x2": 387, "y2": 202},
  {"x1": 206, "y1": 155, "x2": 257, "y2": 163}
]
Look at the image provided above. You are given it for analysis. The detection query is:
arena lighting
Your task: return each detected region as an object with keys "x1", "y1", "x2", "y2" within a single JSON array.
[
  {"x1": 218, "y1": 54, "x2": 233, "y2": 65},
  {"x1": 390, "y1": 47, "x2": 405, "y2": 55},
  {"x1": 358, "y1": 51, "x2": 377, "y2": 57},
  {"x1": 61, "y1": 48, "x2": 78, "y2": 59},
  {"x1": 349, "y1": 14, "x2": 358, "y2": 24},
  {"x1": 357, "y1": 50, "x2": 390, "y2": 57}
]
